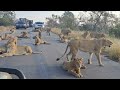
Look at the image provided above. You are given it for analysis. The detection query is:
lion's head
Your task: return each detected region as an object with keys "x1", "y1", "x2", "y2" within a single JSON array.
[
  {"x1": 81, "y1": 31, "x2": 90, "y2": 39},
  {"x1": 7, "y1": 37, "x2": 17, "y2": 45},
  {"x1": 73, "y1": 58, "x2": 83, "y2": 68},
  {"x1": 102, "y1": 39, "x2": 113, "y2": 47}
]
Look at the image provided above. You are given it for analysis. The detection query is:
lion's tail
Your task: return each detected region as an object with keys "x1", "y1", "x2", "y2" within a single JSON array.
[
  {"x1": 44, "y1": 42, "x2": 50, "y2": 45},
  {"x1": 56, "y1": 44, "x2": 69, "y2": 61}
]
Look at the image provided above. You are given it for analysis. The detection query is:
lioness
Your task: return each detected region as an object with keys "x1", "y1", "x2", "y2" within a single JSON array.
[
  {"x1": 6, "y1": 36, "x2": 17, "y2": 46},
  {"x1": 61, "y1": 28, "x2": 71, "y2": 36},
  {"x1": 1, "y1": 33, "x2": 12, "y2": 40},
  {"x1": 58, "y1": 33, "x2": 64, "y2": 41},
  {"x1": 82, "y1": 31, "x2": 106, "y2": 39},
  {"x1": 46, "y1": 27, "x2": 51, "y2": 36},
  {"x1": 34, "y1": 35, "x2": 50, "y2": 45},
  {"x1": 10, "y1": 27, "x2": 16, "y2": 34},
  {"x1": 62, "y1": 58, "x2": 85, "y2": 78},
  {"x1": 38, "y1": 30, "x2": 42, "y2": 39},
  {"x1": 57, "y1": 38, "x2": 113, "y2": 66},
  {"x1": 0, "y1": 37, "x2": 42, "y2": 57},
  {"x1": 17, "y1": 31, "x2": 29, "y2": 38}
]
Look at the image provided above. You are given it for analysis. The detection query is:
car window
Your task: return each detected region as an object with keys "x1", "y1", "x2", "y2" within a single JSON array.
[
  {"x1": 17, "y1": 22, "x2": 25, "y2": 24},
  {"x1": 35, "y1": 22, "x2": 44, "y2": 24}
]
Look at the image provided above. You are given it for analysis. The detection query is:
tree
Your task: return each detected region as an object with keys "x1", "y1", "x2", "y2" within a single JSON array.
[
  {"x1": 46, "y1": 14, "x2": 59, "y2": 28},
  {"x1": 80, "y1": 11, "x2": 118, "y2": 33},
  {"x1": 0, "y1": 11, "x2": 16, "y2": 26},
  {"x1": 59, "y1": 11, "x2": 78, "y2": 30}
]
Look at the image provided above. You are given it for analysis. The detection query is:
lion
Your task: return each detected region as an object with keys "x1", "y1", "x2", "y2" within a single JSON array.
[
  {"x1": 17, "y1": 31, "x2": 29, "y2": 38},
  {"x1": 0, "y1": 37, "x2": 42, "y2": 57},
  {"x1": 58, "y1": 33, "x2": 70, "y2": 43},
  {"x1": 9, "y1": 27, "x2": 16, "y2": 34},
  {"x1": 46, "y1": 27, "x2": 51, "y2": 36},
  {"x1": 0, "y1": 36, "x2": 2, "y2": 41},
  {"x1": 62, "y1": 58, "x2": 86, "y2": 78},
  {"x1": 1, "y1": 33, "x2": 12, "y2": 40},
  {"x1": 58, "y1": 33, "x2": 64, "y2": 41},
  {"x1": 61, "y1": 28, "x2": 71, "y2": 36},
  {"x1": 6, "y1": 36, "x2": 17, "y2": 46},
  {"x1": 60, "y1": 36, "x2": 69, "y2": 43},
  {"x1": 33, "y1": 35, "x2": 50, "y2": 45},
  {"x1": 82, "y1": 31, "x2": 106, "y2": 39},
  {"x1": 56, "y1": 38, "x2": 113, "y2": 66},
  {"x1": 0, "y1": 37, "x2": 17, "y2": 54},
  {"x1": 38, "y1": 30, "x2": 42, "y2": 39}
]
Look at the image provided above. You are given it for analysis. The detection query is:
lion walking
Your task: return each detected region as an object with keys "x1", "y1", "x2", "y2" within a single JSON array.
[{"x1": 57, "y1": 38, "x2": 113, "y2": 66}]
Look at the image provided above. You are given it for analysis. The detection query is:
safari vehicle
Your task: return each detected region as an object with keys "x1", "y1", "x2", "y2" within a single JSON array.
[
  {"x1": 15, "y1": 18, "x2": 30, "y2": 29},
  {"x1": 33, "y1": 22, "x2": 44, "y2": 29},
  {"x1": 15, "y1": 21, "x2": 28, "y2": 29},
  {"x1": 0, "y1": 68, "x2": 26, "y2": 79}
]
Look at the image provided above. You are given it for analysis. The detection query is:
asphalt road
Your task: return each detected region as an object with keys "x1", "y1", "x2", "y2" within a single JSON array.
[{"x1": 0, "y1": 28, "x2": 120, "y2": 79}]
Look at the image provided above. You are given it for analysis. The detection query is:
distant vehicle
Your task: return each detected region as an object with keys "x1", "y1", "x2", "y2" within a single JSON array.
[
  {"x1": 28, "y1": 20, "x2": 33, "y2": 27},
  {"x1": 15, "y1": 18, "x2": 30, "y2": 29},
  {"x1": 34, "y1": 22, "x2": 44, "y2": 29},
  {"x1": 15, "y1": 21, "x2": 28, "y2": 29}
]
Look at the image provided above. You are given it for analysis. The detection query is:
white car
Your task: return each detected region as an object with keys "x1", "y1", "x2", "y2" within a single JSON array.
[{"x1": 34, "y1": 22, "x2": 44, "y2": 29}]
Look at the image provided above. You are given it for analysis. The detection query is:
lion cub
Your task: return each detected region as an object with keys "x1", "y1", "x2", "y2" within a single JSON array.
[{"x1": 62, "y1": 58, "x2": 86, "y2": 78}]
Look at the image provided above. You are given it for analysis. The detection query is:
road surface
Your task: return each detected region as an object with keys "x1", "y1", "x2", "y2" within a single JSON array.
[{"x1": 0, "y1": 28, "x2": 120, "y2": 79}]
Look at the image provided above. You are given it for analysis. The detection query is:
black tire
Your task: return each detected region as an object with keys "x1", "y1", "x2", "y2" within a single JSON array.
[{"x1": 16, "y1": 27, "x2": 19, "y2": 29}]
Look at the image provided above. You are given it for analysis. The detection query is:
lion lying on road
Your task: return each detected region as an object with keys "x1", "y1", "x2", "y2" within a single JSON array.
[
  {"x1": 9, "y1": 27, "x2": 16, "y2": 34},
  {"x1": 33, "y1": 35, "x2": 50, "y2": 45},
  {"x1": 57, "y1": 38, "x2": 113, "y2": 66},
  {"x1": 0, "y1": 37, "x2": 41, "y2": 57},
  {"x1": 17, "y1": 31, "x2": 30, "y2": 38},
  {"x1": 1, "y1": 33, "x2": 12, "y2": 40},
  {"x1": 62, "y1": 58, "x2": 86, "y2": 78}
]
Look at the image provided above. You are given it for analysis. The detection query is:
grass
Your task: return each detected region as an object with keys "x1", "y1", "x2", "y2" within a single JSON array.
[
  {"x1": 51, "y1": 28, "x2": 120, "y2": 63},
  {"x1": 104, "y1": 37, "x2": 120, "y2": 62},
  {"x1": 0, "y1": 26, "x2": 14, "y2": 32}
]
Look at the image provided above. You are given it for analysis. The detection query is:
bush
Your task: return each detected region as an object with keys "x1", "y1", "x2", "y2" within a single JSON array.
[
  {"x1": 109, "y1": 24, "x2": 120, "y2": 38},
  {"x1": 0, "y1": 18, "x2": 14, "y2": 26}
]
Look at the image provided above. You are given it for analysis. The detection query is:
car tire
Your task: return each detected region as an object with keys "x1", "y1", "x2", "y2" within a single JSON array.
[{"x1": 16, "y1": 27, "x2": 19, "y2": 29}]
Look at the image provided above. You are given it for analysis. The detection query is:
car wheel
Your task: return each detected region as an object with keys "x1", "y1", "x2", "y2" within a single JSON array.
[{"x1": 16, "y1": 27, "x2": 19, "y2": 29}]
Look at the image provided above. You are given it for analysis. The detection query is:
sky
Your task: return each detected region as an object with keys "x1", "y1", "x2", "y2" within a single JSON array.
[{"x1": 15, "y1": 11, "x2": 120, "y2": 23}]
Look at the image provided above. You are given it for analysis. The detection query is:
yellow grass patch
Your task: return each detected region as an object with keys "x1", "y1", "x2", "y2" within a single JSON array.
[{"x1": 0, "y1": 26, "x2": 15, "y2": 32}]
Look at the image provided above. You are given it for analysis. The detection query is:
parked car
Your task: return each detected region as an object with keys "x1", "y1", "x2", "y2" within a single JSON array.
[
  {"x1": 15, "y1": 21, "x2": 28, "y2": 29},
  {"x1": 34, "y1": 22, "x2": 44, "y2": 29}
]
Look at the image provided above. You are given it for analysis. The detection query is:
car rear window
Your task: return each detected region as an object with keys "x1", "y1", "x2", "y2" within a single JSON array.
[
  {"x1": 35, "y1": 22, "x2": 44, "y2": 24},
  {"x1": 17, "y1": 22, "x2": 25, "y2": 24}
]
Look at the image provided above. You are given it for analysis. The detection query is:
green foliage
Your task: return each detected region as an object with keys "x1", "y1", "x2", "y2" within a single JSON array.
[
  {"x1": 0, "y1": 11, "x2": 15, "y2": 26},
  {"x1": 46, "y1": 11, "x2": 78, "y2": 30},
  {"x1": 109, "y1": 24, "x2": 120, "y2": 38},
  {"x1": 59, "y1": 11, "x2": 78, "y2": 30}
]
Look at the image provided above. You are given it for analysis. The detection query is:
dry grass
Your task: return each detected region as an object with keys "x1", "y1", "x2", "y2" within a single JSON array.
[
  {"x1": 51, "y1": 28, "x2": 120, "y2": 62},
  {"x1": 51, "y1": 28, "x2": 85, "y2": 40},
  {"x1": 0, "y1": 26, "x2": 14, "y2": 32},
  {"x1": 104, "y1": 37, "x2": 120, "y2": 62}
]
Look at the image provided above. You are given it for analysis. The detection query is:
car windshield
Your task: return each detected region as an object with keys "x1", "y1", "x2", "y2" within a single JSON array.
[{"x1": 35, "y1": 22, "x2": 44, "y2": 24}]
